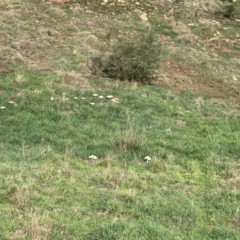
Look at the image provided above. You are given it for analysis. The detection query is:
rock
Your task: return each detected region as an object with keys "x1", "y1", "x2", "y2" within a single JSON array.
[{"x1": 140, "y1": 13, "x2": 148, "y2": 21}]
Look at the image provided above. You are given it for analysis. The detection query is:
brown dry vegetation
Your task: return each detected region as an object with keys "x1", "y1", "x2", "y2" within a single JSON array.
[{"x1": 0, "y1": 0, "x2": 240, "y2": 98}]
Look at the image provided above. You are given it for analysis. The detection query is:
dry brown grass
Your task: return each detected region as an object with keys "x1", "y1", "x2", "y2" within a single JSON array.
[
  {"x1": 0, "y1": 1, "x2": 101, "y2": 80},
  {"x1": 0, "y1": 0, "x2": 239, "y2": 96},
  {"x1": 11, "y1": 211, "x2": 52, "y2": 240},
  {"x1": 199, "y1": 18, "x2": 219, "y2": 30},
  {"x1": 56, "y1": 70, "x2": 92, "y2": 89},
  {"x1": 48, "y1": 5, "x2": 66, "y2": 16},
  {"x1": 1, "y1": 0, "x2": 23, "y2": 4},
  {"x1": 49, "y1": 0, "x2": 69, "y2": 4},
  {"x1": 184, "y1": 0, "x2": 219, "y2": 13},
  {"x1": 10, "y1": 185, "x2": 29, "y2": 208},
  {"x1": 169, "y1": 18, "x2": 199, "y2": 45}
]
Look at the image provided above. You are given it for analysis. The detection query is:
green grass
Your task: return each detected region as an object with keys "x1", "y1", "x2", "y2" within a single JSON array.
[
  {"x1": 0, "y1": 0, "x2": 240, "y2": 239},
  {"x1": 0, "y1": 69, "x2": 240, "y2": 239}
]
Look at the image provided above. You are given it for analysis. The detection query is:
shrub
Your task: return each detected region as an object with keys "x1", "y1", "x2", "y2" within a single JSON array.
[
  {"x1": 91, "y1": 31, "x2": 161, "y2": 83},
  {"x1": 222, "y1": 2, "x2": 235, "y2": 18},
  {"x1": 216, "y1": 0, "x2": 240, "y2": 19}
]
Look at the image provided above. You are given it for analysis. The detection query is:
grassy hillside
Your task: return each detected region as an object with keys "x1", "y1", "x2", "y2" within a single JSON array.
[{"x1": 0, "y1": 0, "x2": 240, "y2": 239}]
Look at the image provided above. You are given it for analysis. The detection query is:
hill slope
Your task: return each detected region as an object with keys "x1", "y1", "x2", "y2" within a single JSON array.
[{"x1": 0, "y1": 0, "x2": 240, "y2": 239}]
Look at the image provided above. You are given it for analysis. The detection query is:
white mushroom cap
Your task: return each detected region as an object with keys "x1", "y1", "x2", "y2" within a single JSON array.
[
  {"x1": 89, "y1": 155, "x2": 98, "y2": 160},
  {"x1": 111, "y1": 98, "x2": 119, "y2": 103},
  {"x1": 144, "y1": 156, "x2": 151, "y2": 162},
  {"x1": 93, "y1": 94, "x2": 99, "y2": 97},
  {"x1": 106, "y1": 95, "x2": 113, "y2": 99}
]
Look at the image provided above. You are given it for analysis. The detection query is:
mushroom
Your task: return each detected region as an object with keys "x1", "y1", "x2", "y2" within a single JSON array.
[
  {"x1": 144, "y1": 156, "x2": 151, "y2": 163},
  {"x1": 93, "y1": 94, "x2": 99, "y2": 97},
  {"x1": 111, "y1": 98, "x2": 119, "y2": 103},
  {"x1": 89, "y1": 155, "x2": 98, "y2": 160},
  {"x1": 106, "y1": 95, "x2": 113, "y2": 99}
]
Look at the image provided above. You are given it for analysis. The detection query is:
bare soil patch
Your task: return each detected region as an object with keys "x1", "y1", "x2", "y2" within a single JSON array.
[
  {"x1": 0, "y1": 61, "x2": 12, "y2": 73},
  {"x1": 157, "y1": 60, "x2": 240, "y2": 99}
]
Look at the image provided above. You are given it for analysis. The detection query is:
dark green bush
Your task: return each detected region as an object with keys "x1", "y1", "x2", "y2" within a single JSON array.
[
  {"x1": 91, "y1": 31, "x2": 161, "y2": 83},
  {"x1": 216, "y1": 0, "x2": 240, "y2": 18},
  {"x1": 223, "y1": 3, "x2": 235, "y2": 18}
]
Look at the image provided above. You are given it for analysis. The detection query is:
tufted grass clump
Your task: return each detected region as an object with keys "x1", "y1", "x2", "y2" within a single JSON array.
[
  {"x1": 111, "y1": 122, "x2": 147, "y2": 153},
  {"x1": 91, "y1": 31, "x2": 161, "y2": 83}
]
